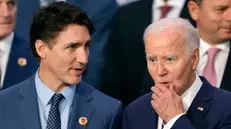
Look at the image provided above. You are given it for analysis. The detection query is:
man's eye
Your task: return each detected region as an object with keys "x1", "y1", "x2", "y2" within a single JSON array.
[
  {"x1": 8, "y1": 0, "x2": 16, "y2": 6},
  {"x1": 148, "y1": 57, "x2": 156, "y2": 63},
  {"x1": 84, "y1": 43, "x2": 90, "y2": 49},
  {"x1": 67, "y1": 44, "x2": 77, "y2": 49},
  {"x1": 215, "y1": 7, "x2": 228, "y2": 13},
  {"x1": 166, "y1": 58, "x2": 174, "y2": 62}
]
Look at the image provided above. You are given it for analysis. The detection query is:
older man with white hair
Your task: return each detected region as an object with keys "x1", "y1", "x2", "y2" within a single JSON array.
[{"x1": 122, "y1": 18, "x2": 231, "y2": 129}]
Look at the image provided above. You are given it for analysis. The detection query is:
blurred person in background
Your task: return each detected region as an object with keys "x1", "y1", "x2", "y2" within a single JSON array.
[
  {"x1": 188, "y1": 0, "x2": 231, "y2": 89},
  {"x1": 0, "y1": 0, "x2": 38, "y2": 89}
]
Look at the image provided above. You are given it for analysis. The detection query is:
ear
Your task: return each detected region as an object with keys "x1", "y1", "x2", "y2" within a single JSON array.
[
  {"x1": 35, "y1": 40, "x2": 49, "y2": 59},
  {"x1": 191, "y1": 48, "x2": 199, "y2": 70},
  {"x1": 188, "y1": 1, "x2": 200, "y2": 21}
]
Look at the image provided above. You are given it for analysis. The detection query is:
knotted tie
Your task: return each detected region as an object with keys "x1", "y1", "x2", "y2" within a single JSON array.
[
  {"x1": 46, "y1": 93, "x2": 64, "y2": 129},
  {"x1": 202, "y1": 48, "x2": 220, "y2": 86},
  {"x1": 159, "y1": 4, "x2": 172, "y2": 19}
]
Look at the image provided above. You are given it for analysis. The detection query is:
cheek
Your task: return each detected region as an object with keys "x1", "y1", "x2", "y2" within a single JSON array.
[
  {"x1": 171, "y1": 62, "x2": 191, "y2": 83},
  {"x1": 147, "y1": 63, "x2": 157, "y2": 79}
]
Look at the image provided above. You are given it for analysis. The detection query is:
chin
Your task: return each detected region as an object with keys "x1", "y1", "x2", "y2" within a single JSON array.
[{"x1": 69, "y1": 76, "x2": 82, "y2": 85}]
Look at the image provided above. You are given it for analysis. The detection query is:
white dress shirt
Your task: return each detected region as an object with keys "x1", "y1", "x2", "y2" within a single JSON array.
[
  {"x1": 196, "y1": 38, "x2": 230, "y2": 88},
  {"x1": 157, "y1": 73, "x2": 203, "y2": 129},
  {"x1": 40, "y1": 0, "x2": 66, "y2": 7},
  {"x1": 116, "y1": 0, "x2": 139, "y2": 6},
  {"x1": 0, "y1": 32, "x2": 14, "y2": 87},
  {"x1": 152, "y1": 0, "x2": 186, "y2": 21}
]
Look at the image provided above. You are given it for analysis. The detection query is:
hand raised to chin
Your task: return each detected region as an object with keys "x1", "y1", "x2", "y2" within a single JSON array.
[{"x1": 151, "y1": 84, "x2": 184, "y2": 122}]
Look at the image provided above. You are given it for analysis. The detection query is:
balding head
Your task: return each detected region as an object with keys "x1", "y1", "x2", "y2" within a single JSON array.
[
  {"x1": 144, "y1": 18, "x2": 200, "y2": 95},
  {"x1": 143, "y1": 18, "x2": 199, "y2": 55}
]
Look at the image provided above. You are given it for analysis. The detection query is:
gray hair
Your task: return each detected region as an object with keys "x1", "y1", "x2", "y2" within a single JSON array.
[{"x1": 143, "y1": 18, "x2": 199, "y2": 55}]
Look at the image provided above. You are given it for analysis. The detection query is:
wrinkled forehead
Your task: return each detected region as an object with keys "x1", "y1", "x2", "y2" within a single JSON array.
[{"x1": 146, "y1": 30, "x2": 187, "y2": 50}]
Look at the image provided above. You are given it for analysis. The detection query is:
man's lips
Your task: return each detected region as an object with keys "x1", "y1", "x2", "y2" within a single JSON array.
[
  {"x1": 0, "y1": 21, "x2": 11, "y2": 24},
  {"x1": 156, "y1": 82, "x2": 171, "y2": 86},
  {"x1": 72, "y1": 68, "x2": 84, "y2": 75}
]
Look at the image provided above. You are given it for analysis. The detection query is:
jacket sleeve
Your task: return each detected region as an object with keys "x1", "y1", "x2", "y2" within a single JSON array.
[{"x1": 171, "y1": 115, "x2": 196, "y2": 129}]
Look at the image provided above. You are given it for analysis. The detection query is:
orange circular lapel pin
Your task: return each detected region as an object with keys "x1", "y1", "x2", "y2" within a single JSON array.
[{"x1": 79, "y1": 117, "x2": 88, "y2": 126}]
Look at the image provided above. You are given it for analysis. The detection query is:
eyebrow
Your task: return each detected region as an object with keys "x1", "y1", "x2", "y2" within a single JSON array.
[
  {"x1": 165, "y1": 55, "x2": 177, "y2": 59},
  {"x1": 214, "y1": 5, "x2": 229, "y2": 9},
  {"x1": 66, "y1": 40, "x2": 91, "y2": 46}
]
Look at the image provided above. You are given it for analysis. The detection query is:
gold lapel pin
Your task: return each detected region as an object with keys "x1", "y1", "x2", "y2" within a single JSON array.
[
  {"x1": 18, "y1": 57, "x2": 27, "y2": 66},
  {"x1": 197, "y1": 106, "x2": 204, "y2": 111},
  {"x1": 79, "y1": 117, "x2": 88, "y2": 126}
]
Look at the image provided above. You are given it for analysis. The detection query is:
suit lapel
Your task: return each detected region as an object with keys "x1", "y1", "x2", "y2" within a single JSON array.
[
  {"x1": 17, "y1": 75, "x2": 41, "y2": 129},
  {"x1": 3, "y1": 36, "x2": 21, "y2": 88},
  {"x1": 186, "y1": 77, "x2": 213, "y2": 126},
  {"x1": 220, "y1": 42, "x2": 231, "y2": 91},
  {"x1": 151, "y1": 108, "x2": 158, "y2": 129},
  {"x1": 68, "y1": 83, "x2": 95, "y2": 129}
]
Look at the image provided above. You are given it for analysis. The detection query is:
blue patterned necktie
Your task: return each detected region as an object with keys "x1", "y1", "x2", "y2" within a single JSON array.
[{"x1": 46, "y1": 93, "x2": 64, "y2": 129}]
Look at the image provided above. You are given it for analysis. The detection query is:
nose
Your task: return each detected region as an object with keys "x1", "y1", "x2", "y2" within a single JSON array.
[
  {"x1": 223, "y1": 8, "x2": 231, "y2": 22},
  {"x1": 0, "y1": 3, "x2": 10, "y2": 17},
  {"x1": 156, "y1": 61, "x2": 167, "y2": 77},
  {"x1": 76, "y1": 47, "x2": 89, "y2": 64}
]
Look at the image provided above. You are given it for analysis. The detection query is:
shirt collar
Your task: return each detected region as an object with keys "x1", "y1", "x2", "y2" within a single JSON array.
[
  {"x1": 199, "y1": 38, "x2": 230, "y2": 57},
  {"x1": 35, "y1": 69, "x2": 76, "y2": 107},
  {"x1": 0, "y1": 32, "x2": 14, "y2": 52},
  {"x1": 181, "y1": 73, "x2": 202, "y2": 112},
  {"x1": 154, "y1": 0, "x2": 186, "y2": 9}
]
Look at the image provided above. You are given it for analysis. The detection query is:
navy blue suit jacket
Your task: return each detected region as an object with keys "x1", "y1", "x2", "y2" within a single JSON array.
[
  {"x1": 2, "y1": 35, "x2": 38, "y2": 89},
  {"x1": 15, "y1": 0, "x2": 77, "y2": 41},
  {"x1": 0, "y1": 75, "x2": 123, "y2": 129},
  {"x1": 122, "y1": 77, "x2": 231, "y2": 129}
]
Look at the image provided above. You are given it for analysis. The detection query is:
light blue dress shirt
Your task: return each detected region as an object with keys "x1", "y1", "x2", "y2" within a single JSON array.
[{"x1": 35, "y1": 71, "x2": 76, "y2": 129}]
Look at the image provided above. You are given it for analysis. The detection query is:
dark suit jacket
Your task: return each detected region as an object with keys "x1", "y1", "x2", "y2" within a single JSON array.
[
  {"x1": 15, "y1": 0, "x2": 92, "y2": 41},
  {"x1": 0, "y1": 75, "x2": 123, "y2": 129},
  {"x1": 81, "y1": 0, "x2": 118, "y2": 88},
  {"x1": 101, "y1": 0, "x2": 196, "y2": 106},
  {"x1": 219, "y1": 43, "x2": 231, "y2": 91},
  {"x1": 122, "y1": 77, "x2": 231, "y2": 129},
  {"x1": 2, "y1": 34, "x2": 38, "y2": 89}
]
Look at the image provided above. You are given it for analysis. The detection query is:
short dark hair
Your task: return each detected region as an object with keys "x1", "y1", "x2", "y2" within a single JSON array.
[{"x1": 29, "y1": 1, "x2": 95, "y2": 61}]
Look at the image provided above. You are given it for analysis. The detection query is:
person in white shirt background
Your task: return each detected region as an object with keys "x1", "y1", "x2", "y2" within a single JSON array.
[
  {"x1": 188, "y1": 0, "x2": 231, "y2": 89},
  {"x1": 0, "y1": 0, "x2": 38, "y2": 89}
]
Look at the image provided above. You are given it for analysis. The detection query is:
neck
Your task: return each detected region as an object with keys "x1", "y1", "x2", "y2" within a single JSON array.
[
  {"x1": 38, "y1": 65, "x2": 67, "y2": 93},
  {"x1": 198, "y1": 29, "x2": 227, "y2": 46},
  {"x1": 179, "y1": 72, "x2": 196, "y2": 96}
]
